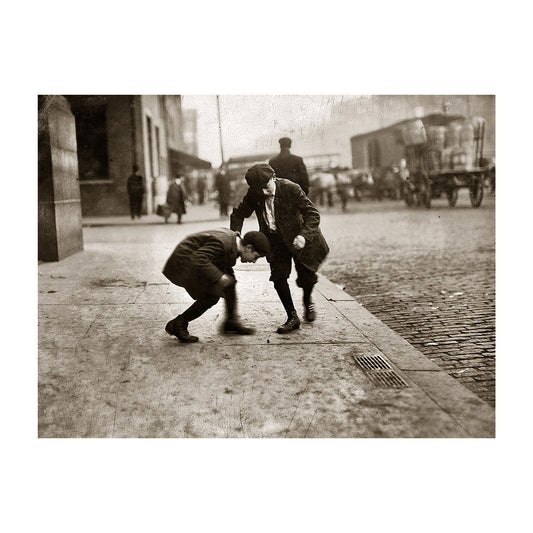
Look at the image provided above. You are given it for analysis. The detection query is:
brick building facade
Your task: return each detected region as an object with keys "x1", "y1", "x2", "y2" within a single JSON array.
[{"x1": 64, "y1": 95, "x2": 210, "y2": 217}]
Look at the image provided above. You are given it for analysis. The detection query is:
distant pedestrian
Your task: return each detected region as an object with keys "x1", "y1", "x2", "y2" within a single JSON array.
[
  {"x1": 334, "y1": 173, "x2": 348, "y2": 212},
  {"x1": 166, "y1": 175, "x2": 188, "y2": 224},
  {"x1": 197, "y1": 175, "x2": 208, "y2": 205},
  {"x1": 215, "y1": 167, "x2": 231, "y2": 217},
  {"x1": 269, "y1": 137, "x2": 310, "y2": 195},
  {"x1": 183, "y1": 174, "x2": 194, "y2": 204},
  {"x1": 230, "y1": 164, "x2": 329, "y2": 334},
  {"x1": 126, "y1": 164, "x2": 145, "y2": 219},
  {"x1": 163, "y1": 228, "x2": 271, "y2": 343}
]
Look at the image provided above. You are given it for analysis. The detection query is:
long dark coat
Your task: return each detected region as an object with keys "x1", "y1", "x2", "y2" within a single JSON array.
[
  {"x1": 269, "y1": 149, "x2": 310, "y2": 194},
  {"x1": 162, "y1": 228, "x2": 238, "y2": 300},
  {"x1": 230, "y1": 178, "x2": 329, "y2": 273},
  {"x1": 166, "y1": 181, "x2": 187, "y2": 215},
  {"x1": 215, "y1": 172, "x2": 231, "y2": 203},
  {"x1": 127, "y1": 173, "x2": 144, "y2": 199}
]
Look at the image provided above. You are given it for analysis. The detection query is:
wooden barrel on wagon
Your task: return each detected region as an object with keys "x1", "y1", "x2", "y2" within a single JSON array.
[
  {"x1": 445, "y1": 121, "x2": 463, "y2": 147},
  {"x1": 426, "y1": 126, "x2": 446, "y2": 171},
  {"x1": 427, "y1": 126, "x2": 446, "y2": 151}
]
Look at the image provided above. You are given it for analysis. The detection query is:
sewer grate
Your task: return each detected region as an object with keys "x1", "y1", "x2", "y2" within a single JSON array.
[
  {"x1": 353, "y1": 355, "x2": 391, "y2": 370},
  {"x1": 353, "y1": 355, "x2": 409, "y2": 388},
  {"x1": 364, "y1": 370, "x2": 409, "y2": 388}
]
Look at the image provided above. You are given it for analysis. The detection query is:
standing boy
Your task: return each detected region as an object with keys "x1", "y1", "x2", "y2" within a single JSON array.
[{"x1": 230, "y1": 164, "x2": 329, "y2": 334}]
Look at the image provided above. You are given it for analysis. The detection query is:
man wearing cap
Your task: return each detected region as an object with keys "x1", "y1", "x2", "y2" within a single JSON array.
[
  {"x1": 163, "y1": 228, "x2": 271, "y2": 343},
  {"x1": 230, "y1": 164, "x2": 329, "y2": 334},
  {"x1": 269, "y1": 137, "x2": 310, "y2": 195}
]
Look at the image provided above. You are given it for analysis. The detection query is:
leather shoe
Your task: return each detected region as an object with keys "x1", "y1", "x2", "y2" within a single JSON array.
[
  {"x1": 223, "y1": 319, "x2": 255, "y2": 335},
  {"x1": 304, "y1": 302, "x2": 316, "y2": 322},
  {"x1": 165, "y1": 316, "x2": 199, "y2": 343},
  {"x1": 277, "y1": 314, "x2": 301, "y2": 334}
]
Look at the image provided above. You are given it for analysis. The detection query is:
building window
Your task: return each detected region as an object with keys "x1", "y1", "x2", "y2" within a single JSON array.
[
  {"x1": 146, "y1": 115, "x2": 154, "y2": 177},
  {"x1": 70, "y1": 96, "x2": 109, "y2": 180}
]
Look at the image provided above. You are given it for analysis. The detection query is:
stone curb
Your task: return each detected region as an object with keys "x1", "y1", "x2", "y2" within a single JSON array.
[{"x1": 315, "y1": 274, "x2": 495, "y2": 437}]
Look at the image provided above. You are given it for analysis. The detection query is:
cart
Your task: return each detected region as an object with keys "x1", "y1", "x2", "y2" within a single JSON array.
[{"x1": 400, "y1": 116, "x2": 489, "y2": 209}]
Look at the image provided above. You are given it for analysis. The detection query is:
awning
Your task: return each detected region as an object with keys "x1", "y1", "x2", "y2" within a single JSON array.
[
  {"x1": 227, "y1": 153, "x2": 275, "y2": 165},
  {"x1": 168, "y1": 149, "x2": 212, "y2": 173}
]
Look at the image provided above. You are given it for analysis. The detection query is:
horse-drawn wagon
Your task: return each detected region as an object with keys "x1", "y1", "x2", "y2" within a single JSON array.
[
  {"x1": 350, "y1": 112, "x2": 493, "y2": 208},
  {"x1": 399, "y1": 114, "x2": 490, "y2": 208}
]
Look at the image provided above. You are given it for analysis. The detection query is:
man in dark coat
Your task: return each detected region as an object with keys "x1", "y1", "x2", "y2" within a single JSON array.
[
  {"x1": 163, "y1": 228, "x2": 271, "y2": 343},
  {"x1": 230, "y1": 164, "x2": 329, "y2": 334},
  {"x1": 215, "y1": 168, "x2": 231, "y2": 217},
  {"x1": 166, "y1": 176, "x2": 187, "y2": 224},
  {"x1": 126, "y1": 164, "x2": 145, "y2": 219},
  {"x1": 269, "y1": 137, "x2": 310, "y2": 195}
]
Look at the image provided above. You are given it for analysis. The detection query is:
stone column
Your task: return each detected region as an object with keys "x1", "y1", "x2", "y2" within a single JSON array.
[{"x1": 38, "y1": 96, "x2": 83, "y2": 261}]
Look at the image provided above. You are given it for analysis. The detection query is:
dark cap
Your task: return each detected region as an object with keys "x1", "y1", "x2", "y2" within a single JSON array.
[
  {"x1": 242, "y1": 231, "x2": 271, "y2": 258},
  {"x1": 245, "y1": 163, "x2": 275, "y2": 190},
  {"x1": 279, "y1": 137, "x2": 292, "y2": 148}
]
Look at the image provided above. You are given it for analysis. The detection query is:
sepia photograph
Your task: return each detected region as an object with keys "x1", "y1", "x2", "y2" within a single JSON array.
[
  {"x1": 38, "y1": 94, "x2": 495, "y2": 438},
  {"x1": 7, "y1": 1, "x2": 531, "y2": 530}
]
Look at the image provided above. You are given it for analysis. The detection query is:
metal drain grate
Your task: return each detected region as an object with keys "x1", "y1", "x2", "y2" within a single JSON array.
[
  {"x1": 353, "y1": 355, "x2": 391, "y2": 370},
  {"x1": 353, "y1": 355, "x2": 409, "y2": 388},
  {"x1": 365, "y1": 370, "x2": 409, "y2": 388}
]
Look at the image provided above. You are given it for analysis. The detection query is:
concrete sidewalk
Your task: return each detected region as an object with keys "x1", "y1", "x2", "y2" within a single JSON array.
[
  {"x1": 38, "y1": 233, "x2": 495, "y2": 438},
  {"x1": 82, "y1": 203, "x2": 224, "y2": 227}
]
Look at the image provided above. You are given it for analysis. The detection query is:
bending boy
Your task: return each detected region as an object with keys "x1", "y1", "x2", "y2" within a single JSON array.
[{"x1": 163, "y1": 228, "x2": 271, "y2": 343}]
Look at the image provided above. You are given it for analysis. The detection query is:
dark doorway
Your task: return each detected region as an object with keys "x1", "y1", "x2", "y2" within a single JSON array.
[{"x1": 67, "y1": 96, "x2": 109, "y2": 180}]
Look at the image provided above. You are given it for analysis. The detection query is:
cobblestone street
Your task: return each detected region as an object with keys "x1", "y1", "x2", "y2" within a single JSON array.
[{"x1": 319, "y1": 189, "x2": 496, "y2": 406}]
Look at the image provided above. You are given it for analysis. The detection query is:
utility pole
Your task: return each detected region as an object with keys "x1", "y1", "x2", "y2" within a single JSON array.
[{"x1": 216, "y1": 95, "x2": 225, "y2": 165}]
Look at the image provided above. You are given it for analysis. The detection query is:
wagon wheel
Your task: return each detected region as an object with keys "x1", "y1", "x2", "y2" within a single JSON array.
[
  {"x1": 446, "y1": 187, "x2": 458, "y2": 207},
  {"x1": 469, "y1": 174, "x2": 484, "y2": 208}
]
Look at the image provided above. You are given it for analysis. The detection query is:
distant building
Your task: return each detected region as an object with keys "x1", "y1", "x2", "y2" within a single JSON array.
[
  {"x1": 304, "y1": 153, "x2": 342, "y2": 174},
  {"x1": 225, "y1": 151, "x2": 342, "y2": 178},
  {"x1": 62, "y1": 95, "x2": 210, "y2": 216},
  {"x1": 226, "y1": 153, "x2": 274, "y2": 179},
  {"x1": 165, "y1": 101, "x2": 211, "y2": 203},
  {"x1": 182, "y1": 108, "x2": 199, "y2": 156}
]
